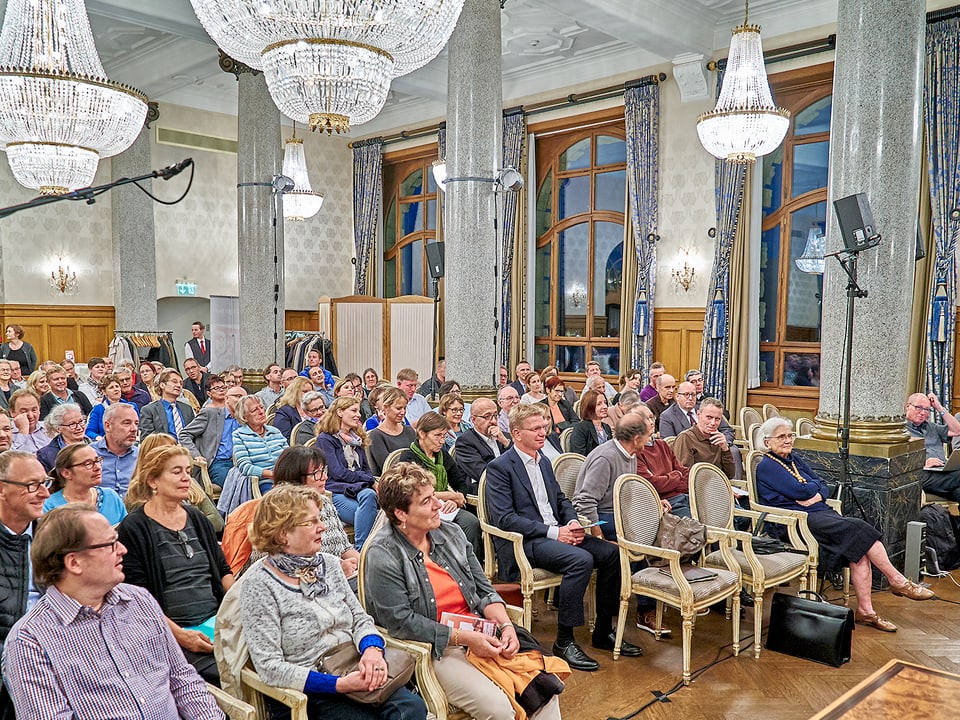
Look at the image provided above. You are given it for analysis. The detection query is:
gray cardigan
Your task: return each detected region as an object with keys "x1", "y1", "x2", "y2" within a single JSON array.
[
  {"x1": 179, "y1": 405, "x2": 226, "y2": 465},
  {"x1": 572, "y1": 439, "x2": 636, "y2": 523},
  {"x1": 240, "y1": 554, "x2": 379, "y2": 691},
  {"x1": 362, "y1": 521, "x2": 503, "y2": 660}
]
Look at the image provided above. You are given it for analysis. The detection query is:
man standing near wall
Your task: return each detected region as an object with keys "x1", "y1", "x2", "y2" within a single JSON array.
[{"x1": 184, "y1": 322, "x2": 211, "y2": 372}]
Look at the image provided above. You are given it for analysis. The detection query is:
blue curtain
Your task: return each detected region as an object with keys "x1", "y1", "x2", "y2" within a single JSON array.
[
  {"x1": 500, "y1": 109, "x2": 526, "y2": 366},
  {"x1": 924, "y1": 17, "x2": 960, "y2": 401},
  {"x1": 700, "y1": 161, "x2": 747, "y2": 401},
  {"x1": 352, "y1": 138, "x2": 383, "y2": 295},
  {"x1": 624, "y1": 84, "x2": 660, "y2": 372}
]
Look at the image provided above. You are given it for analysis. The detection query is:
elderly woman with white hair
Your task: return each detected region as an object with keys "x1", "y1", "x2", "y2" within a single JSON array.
[
  {"x1": 756, "y1": 416, "x2": 934, "y2": 632},
  {"x1": 36, "y1": 403, "x2": 88, "y2": 473}
]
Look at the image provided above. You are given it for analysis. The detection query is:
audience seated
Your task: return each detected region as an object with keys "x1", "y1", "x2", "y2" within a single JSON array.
[
  {"x1": 0, "y1": 360, "x2": 14, "y2": 412},
  {"x1": 508, "y1": 359, "x2": 532, "y2": 397},
  {"x1": 366, "y1": 387, "x2": 416, "y2": 475},
  {"x1": 396, "y1": 412, "x2": 482, "y2": 557},
  {"x1": 37, "y1": 403, "x2": 87, "y2": 473},
  {"x1": 118, "y1": 444, "x2": 234, "y2": 684},
  {"x1": 38, "y1": 364, "x2": 92, "y2": 419},
  {"x1": 638, "y1": 362, "x2": 665, "y2": 402},
  {"x1": 606, "y1": 388, "x2": 640, "y2": 428},
  {"x1": 579, "y1": 361, "x2": 616, "y2": 401},
  {"x1": 672, "y1": 397, "x2": 736, "y2": 481},
  {"x1": 180, "y1": 378, "x2": 236, "y2": 488},
  {"x1": 76, "y1": 356, "x2": 106, "y2": 405},
  {"x1": 254, "y1": 363, "x2": 284, "y2": 410},
  {"x1": 631, "y1": 405, "x2": 692, "y2": 518},
  {"x1": 293, "y1": 391, "x2": 327, "y2": 445},
  {"x1": 272, "y1": 376, "x2": 315, "y2": 442},
  {"x1": 396, "y1": 367, "x2": 432, "y2": 423},
  {"x1": 9, "y1": 389, "x2": 49, "y2": 454},
  {"x1": 232, "y1": 395, "x2": 288, "y2": 495},
  {"x1": 86, "y1": 374, "x2": 136, "y2": 441},
  {"x1": 661, "y1": 380, "x2": 742, "y2": 479},
  {"x1": 140, "y1": 368, "x2": 197, "y2": 439},
  {"x1": 4, "y1": 504, "x2": 223, "y2": 719},
  {"x1": 543, "y1": 376, "x2": 578, "y2": 452},
  {"x1": 438, "y1": 392, "x2": 473, "y2": 451},
  {"x1": 569, "y1": 389, "x2": 612, "y2": 457},
  {"x1": 45, "y1": 442, "x2": 126, "y2": 525},
  {"x1": 496, "y1": 385, "x2": 521, "y2": 435},
  {"x1": 905, "y1": 392, "x2": 960, "y2": 502},
  {"x1": 453, "y1": 397, "x2": 510, "y2": 486},
  {"x1": 520, "y1": 372, "x2": 547, "y2": 405},
  {"x1": 644, "y1": 372, "x2": 675, "y2": 432},
  {"x1": 315, "y1": 396, "x2": 380, "y2": 550},
  {"x1": 611, "y1": 368, "x2": 642, "y2": 406},
  {"x1": 417, "y1": 356, "x2": 446, "y2": 398},
  {"x1": 117, "y1": 367, "x2": 151, "y2": 409},
  {"x1": 92, "y1": 403, "x2": 140, "y2": 497},
  {"x1": 240, "y1": 485, "x2": 428, "y2": 720}
]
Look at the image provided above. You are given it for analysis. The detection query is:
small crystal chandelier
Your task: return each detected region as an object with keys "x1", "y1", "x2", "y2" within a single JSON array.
[
  {"x1": 49, "y1": 257, "x2": 79, "y2": 295},
  {"x1": 795, "y1": 226, "x2": 825, "y2": 274},
  {"x1": 189, "y1": 0, "x2": 465, "y2": 134},
  {"x1": 696, "y1": 0, "x2": 789, "y2": 163},
  {"x1": 282, "y1": 124, "x2": 324, "y2": 222},
  {"x1": 0, "y1": 0, "x2": 148, "y2": 194}
]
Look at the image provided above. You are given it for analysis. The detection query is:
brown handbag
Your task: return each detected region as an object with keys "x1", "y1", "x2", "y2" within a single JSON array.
[
  {"x1": 316, "y1": 642, "x2": 416, "y2": 705},
  {"x1": 651, "y1": 513, "x2": 708, "y2": 566}
]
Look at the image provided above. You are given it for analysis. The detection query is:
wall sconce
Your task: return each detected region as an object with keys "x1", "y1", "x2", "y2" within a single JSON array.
[
  {"x1": 570, "y1": 283, "x2": 587, "y2": 308},
  {"x1": 672, "y1": 249, "x2": 696, "y2": 292},
  {"x1": 49, "y1": 256, "x2": 79, "y2": 295}
]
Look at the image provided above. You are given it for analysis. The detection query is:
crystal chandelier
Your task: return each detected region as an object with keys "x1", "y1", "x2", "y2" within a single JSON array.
[
  {"x1": 0, "y1": 0, "x2": 148, "y2": 194},
  {"x1": 696, "y1": 0, "x2": 789, "y2": 163},
  {"x1": 49, "y1": 256, "x2": 79, "y2": 295},
  {"x1": 795, "y1": 226, "x2": 825, "y2": 274},
  {"x1": 282, "y1": 125, "x2": 324, "y2": 221},
  {"x1": 189, "y1": 0, "x2": 465, "y2": 133}
]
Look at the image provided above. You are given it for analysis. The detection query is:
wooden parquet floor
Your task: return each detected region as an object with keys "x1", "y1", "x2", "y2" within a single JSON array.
[{"x1": 527, "y1": 574, "x2": 960, "y2": 720}]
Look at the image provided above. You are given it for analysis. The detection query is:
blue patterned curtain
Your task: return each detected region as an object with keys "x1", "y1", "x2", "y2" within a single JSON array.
[
  {"x1": 352, "y1": 138, "x2": 383, "y2": 295},
  {"x1": 624, "y1": 83, "x2": 660, "y2": 372},
  {"x1": 924, "y1": 17, "x2": 960, "y2": 401},
  {"x1": 437, "y1": 124, "x2": 446, "y2": 162},
  {"x1": 700, "y1": 161, "x2": 747, "y2": 401},
  {"x1": 500, "y1": 109, "x2": 526, "y2": 365}
]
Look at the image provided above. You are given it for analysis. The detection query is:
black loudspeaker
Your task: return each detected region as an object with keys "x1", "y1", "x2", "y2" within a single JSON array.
[
  {"x1": 833, "y1": 193, "x2": 878, "y2": 252},
  {"x1": 426, "y1": 241, "x2": 445, "y2": 279}
]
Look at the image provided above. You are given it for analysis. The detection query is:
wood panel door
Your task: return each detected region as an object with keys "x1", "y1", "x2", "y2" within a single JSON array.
[{"x1": 652, "y1": 308, "x2": 704, "y2": 379}]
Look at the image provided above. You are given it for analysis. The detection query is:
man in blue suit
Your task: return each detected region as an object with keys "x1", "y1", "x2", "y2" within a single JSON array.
[{"x1": 485, "y1": 403, "x2": 641, "y2": 671}]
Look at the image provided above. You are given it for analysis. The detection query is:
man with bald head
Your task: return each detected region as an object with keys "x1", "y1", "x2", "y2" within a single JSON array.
[
  {"x1": 453, "y1": 397, "x2": 511, "y2": 490},
  {"x1": 905, "y1": 392, "x2": 960, "y2": 501},
  {"x1": 497, "y1": 385, "x2": 521, "y2": 435},
  {"x1": 644, "y1": 373, "x2": 676, "y2": 433}
]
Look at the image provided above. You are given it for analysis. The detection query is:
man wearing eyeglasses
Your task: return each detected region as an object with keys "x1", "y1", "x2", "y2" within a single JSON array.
[
  {"x1": 2, "y1": 504, "x2": 224, "y2": 720},
  {"x1": 179, "y1": 381, "x2": 242, "y2": 489},
  {"x1": 905, "y1": 392, "x2": 960, "y2": 502},
  {"x1": 660, "y1": 381, "x2": 741, "y2": 479},
  {"x1": 0, "y1": 450, "x2": 50, "y2": 720},
  {"x1": 453, "y1": 398, "x2": 511, "y2": 487}
]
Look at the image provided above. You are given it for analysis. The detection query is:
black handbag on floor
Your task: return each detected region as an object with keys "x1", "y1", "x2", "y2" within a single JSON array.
[{"x1": 765, "y1": 590, "x2": 853, "y2": 667}]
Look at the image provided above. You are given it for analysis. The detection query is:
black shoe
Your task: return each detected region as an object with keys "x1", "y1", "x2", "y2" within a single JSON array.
[
  {"x1": 739, "y1": 589, "x2": 755, "y2": 608},
  {"x1": 591, "y1": 632, "x2": 643, "y2": 657},
  {"x1": 552, "y1": 641, "x2": 600, "y2": 671}
]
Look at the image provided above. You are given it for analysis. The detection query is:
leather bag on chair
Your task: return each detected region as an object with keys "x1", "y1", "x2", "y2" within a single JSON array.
[{"x1": 766, "y1": 590, "x2": 853, "y2": 667}]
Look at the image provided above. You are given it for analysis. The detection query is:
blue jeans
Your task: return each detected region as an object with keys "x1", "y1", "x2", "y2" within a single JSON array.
[
  {"x1": 266, "y1": 686, "x2": 425, "y2": 720},
  {"x1": 208, "y1": 458, "x2": 233, "y2": 488},
  {"x1": 667, "y1": 494, "x2": 691, "y2": 518},
  {"x1": 332, "y1": 488, "x2": 379, "y2": 549}
]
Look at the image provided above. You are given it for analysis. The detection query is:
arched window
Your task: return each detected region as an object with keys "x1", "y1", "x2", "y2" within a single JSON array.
[
  {"x1": 757, "y1": 67, "x2": 832, "y2": 395},
  {"x1": 382, "y1": 153, "x2": 442, "y2": 298},
  {"x1": 534, "y1": 126, "x2": 626, "y2": 379}
]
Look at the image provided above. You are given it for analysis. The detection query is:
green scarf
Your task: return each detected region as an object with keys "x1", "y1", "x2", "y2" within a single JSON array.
[{"x1": 409, "y1": 441, "x2": 448, "y2": 492}]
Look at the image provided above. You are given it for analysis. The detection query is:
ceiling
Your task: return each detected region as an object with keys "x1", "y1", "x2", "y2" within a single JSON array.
[{"x1": 0, "y1": 0, "x2": 891, "y2": 137}]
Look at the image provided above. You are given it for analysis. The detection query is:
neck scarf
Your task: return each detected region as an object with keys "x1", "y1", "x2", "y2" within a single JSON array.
[
  {"x1": 270, "y1": 552, "x2": 328, "y2": 598},
  {"x1": 410, "y1": 441, "x2": 448, "y2": 492}
]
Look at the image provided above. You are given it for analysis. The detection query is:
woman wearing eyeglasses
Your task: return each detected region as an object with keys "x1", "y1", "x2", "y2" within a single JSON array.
[
  {"x1": 222, "y1": 446, "x2": 359, "y2": 586},
  {"x1": 118, "y1": 444, "x2": 235, "y2": 684},
  {"x1": 757, "y1": 416, "x2": 933, "y2": 633},
  {"x1": 44, "y1": 443, "x2": 126, "y2": 525},
  {"x1": 438, "y1": 392, "x2": 473, "y2": 452},
  {"x1": 36, "y1": 403, "x2": 88, "y2": 473}
]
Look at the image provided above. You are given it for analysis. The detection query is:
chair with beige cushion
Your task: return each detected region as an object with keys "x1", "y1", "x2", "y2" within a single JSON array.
[
  {"x1": 552, "y1": 452, "x2": 586, "y2": 502},
  {"x1": 689, "y1": 462, "x2": 810, "y2": 658},
  {"x1": 612, "y1": 473, "x2": 741, "y2": 685}
]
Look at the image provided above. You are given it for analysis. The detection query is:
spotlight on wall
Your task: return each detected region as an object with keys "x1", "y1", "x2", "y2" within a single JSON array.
[
  {"x1": 497, "y1": 166, "x2": 524, "y2": 192},
  {"x1": 950, "y1": 208, "x2": 960, "y2": 221},
  {"x1": 432, "y1": 159, "x2": 447, "y2": 190},
  {"x1": 672, "y1": 249, "x2": 696, "y2": 292},
  {"x1": 647, "y1": 233, "x2": 660, "y2": 244}
]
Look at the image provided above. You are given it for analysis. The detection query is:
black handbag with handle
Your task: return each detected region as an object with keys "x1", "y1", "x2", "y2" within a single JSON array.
[{"x1": 766, "y1": 590, "x2": 853, "y2": 667}]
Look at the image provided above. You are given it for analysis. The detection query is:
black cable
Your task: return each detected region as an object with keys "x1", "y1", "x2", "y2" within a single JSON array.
[
  {"x1": 932, "y1": 595, "x2": 960, "y2": 605},
  {"x1": 131, "y1": 162, "x2": 195, "y2": 205}
]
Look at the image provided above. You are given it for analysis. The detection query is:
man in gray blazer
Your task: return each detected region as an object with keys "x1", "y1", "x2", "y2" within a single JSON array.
[
  {"x1": 139, "y1": 368, "x2": 195, "y2": 439},
  {"x1": 179, "y1": 381, "x2": 245, "y2": 488}
]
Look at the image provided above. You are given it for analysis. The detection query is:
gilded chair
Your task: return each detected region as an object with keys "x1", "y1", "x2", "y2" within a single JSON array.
[
  {"x1": 380, "y1": 448, "x2": 405, "y2": 475},
  {"x1": 477, "y1": 471, "x2": 562, "y2": 630},
  {"x1": 688, "y1": 462, "x2": 810, "y2": 658},
  {"x1": 761, "y1": 403, "x2": 781, "y2": 420},
  {"x1": 748, "y1": 423, "x2": 765, "y2": 454},
  {"x1": 551, "y1": 452, "x2": 586, "y2": 501},
  {"x1": 612, "y1": 474, "x2": 741, "y2": 685},
  {"x1": 744, "y1": 450, "x2": 849, "y2": 600},
  {"x1": 738, "y1": 407, "x2": 762, "y2": 443},
  {"x1": 795, "y1": 417, "x2": 815, "y2": 437},
  {"x1": 663, "y1": 435, "x2": 676, "y2": 448},
  {"x1": 559, "y1": 427, "x2": 575, "y2": 453},
  {"x1": 207, "y1": 683, "x2": 257, "y2": 720}
]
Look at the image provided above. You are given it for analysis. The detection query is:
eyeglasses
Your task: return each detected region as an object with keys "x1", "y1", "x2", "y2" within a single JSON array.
[
  {"x1": 448, "y1": 408, "x2": 465, "y2": 415},
  {"x1": 62, "y1": 419, "x2": 87, "y2": 429},
  {"x1": 767, "y1": 433, "x2": 796, "y2": 441},
  {"x1": 0, "y1": 477, "x2": 53, "y2": 493},
  {"x1": 521, "y1": 423, "x2": 550, "y2": 434},
  {"x1": 68, "y1": 457, "x2": 103, "y2": 470},
  {"x1": 176, "y1": 530, "x2": 195, "y2": 559},
  {"x1": 63, "y1": 536, "x2": 120, "y2": 555},
  {"x1": 303, "y1": 467, "x2": 328, "y2": 481},
  {"x1": 908, "y1": 404, "x2": 931, "y2": 414},
  {"x1": 472, "y1": 412, "x2": 498, "y2": 421},
  {"x1": 306, "y1": 406, "x2": 325, "y2": 414},
  {"x1": 676, "y1": 392, "x2": 696, "y2": 398},
  {"x1": 208, "y1": 385, "x2": 227, "y2": 392},
  {"x1": 294, "y1": 515, "x2": 324, "y2": 528}
]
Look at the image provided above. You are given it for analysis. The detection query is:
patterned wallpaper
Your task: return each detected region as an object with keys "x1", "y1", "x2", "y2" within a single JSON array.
[{"x1": 0, "y1": 100, "x2": 355, "y2": 313}]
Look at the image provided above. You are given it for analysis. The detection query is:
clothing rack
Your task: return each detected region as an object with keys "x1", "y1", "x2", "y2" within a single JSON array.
[
  {"x1": 284, "y1": 331, "x2": 338, "y2": 376},
  {"x1": 110, "y1": 330, "x2": 178, "y2": 370}
]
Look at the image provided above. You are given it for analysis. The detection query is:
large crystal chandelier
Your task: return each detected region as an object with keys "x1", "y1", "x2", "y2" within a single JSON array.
[
  {"x1": 282, "y1": 126, "x2": 324, "y2": 221},
  {"x1": 697, "y1": 0, "x2": 789, "y2": 163},
  {"x1": 189, "y1": 0, "x2": 465, "y2": 133},
  {"x1": 0, "y1": 0, "x2": 148, "y2": 194}
]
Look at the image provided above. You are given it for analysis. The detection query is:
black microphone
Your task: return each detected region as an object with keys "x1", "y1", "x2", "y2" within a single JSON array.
[{"x1": 157, "y1": 158, "x2": 193, "y2": 180}]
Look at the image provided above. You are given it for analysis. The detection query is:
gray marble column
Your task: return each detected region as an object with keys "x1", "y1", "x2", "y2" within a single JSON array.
[
  {"x1": 112, "y1": 128, "x2": 158, "y2": 329},
  {"x1": 799, "y1": 0, "x2": 926, "y2": 581},
  {"x1": 444, "y1": 0, "x2": 502, "y2": 392},
  {"x1": 816, "y1": 0, "x2": 924, "y2": 434},
  {"x1": 237, "y1": 72, "x2": 285, "y2": 369}
]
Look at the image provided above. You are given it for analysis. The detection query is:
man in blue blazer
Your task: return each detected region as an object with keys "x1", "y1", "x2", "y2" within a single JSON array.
[{"x1": 485, "y1": 403, "x2": 641, "y2": 671}]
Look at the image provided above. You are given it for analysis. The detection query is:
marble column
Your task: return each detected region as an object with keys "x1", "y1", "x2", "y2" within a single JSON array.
[
  {"x1": 112, "y1": 127, "x2": 158, "y2": 330},
  {"x1": 444, "y1": 0, "x2": 502, "y2": 393},
  {"x1": 236, "y1": 72, "x2": 285, "y2": 370},
  {"x1": 799, "y1": 0, "x2": 926, "y2": 581}
]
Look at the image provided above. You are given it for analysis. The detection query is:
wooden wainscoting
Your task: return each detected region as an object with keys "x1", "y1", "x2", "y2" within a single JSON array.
[
  {"x1": 285, "y1": 310, "x2": 319, "y2": 332},
  {"x1": 0, "y1": 304, "x2": 115, "y2": 364},
  {"x1": 652, "y1": 308, "x2": 704, "y2": 378}
]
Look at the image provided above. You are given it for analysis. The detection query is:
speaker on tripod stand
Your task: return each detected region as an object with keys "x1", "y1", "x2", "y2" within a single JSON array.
[{"x1": 426, "y1": 242, "x2": 444, "y2": 400}]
